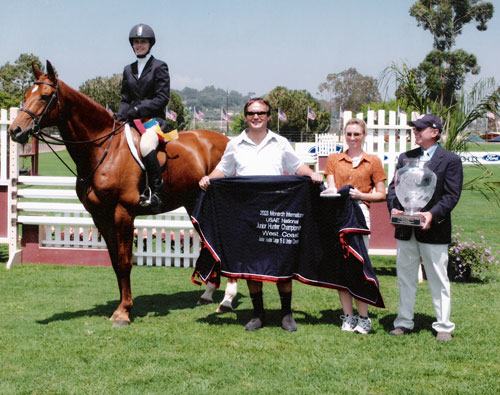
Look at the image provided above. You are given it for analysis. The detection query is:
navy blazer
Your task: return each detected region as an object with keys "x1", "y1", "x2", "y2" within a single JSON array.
[
  {"x1": 387, "y1": 145, "x2": 463, "y2": 244},
  {"x1": 117, "y1": 56, "x2": 170, "y2": 121}
]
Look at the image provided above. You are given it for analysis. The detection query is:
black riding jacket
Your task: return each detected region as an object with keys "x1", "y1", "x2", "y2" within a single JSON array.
[{"x1": 117, "y1": 56, "x2": 170, "y2": 122}]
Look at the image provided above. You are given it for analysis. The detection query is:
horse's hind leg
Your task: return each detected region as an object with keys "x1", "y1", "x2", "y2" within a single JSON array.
[{"x1": 93, "y1": 205, "x2": 135, "y2": 326}]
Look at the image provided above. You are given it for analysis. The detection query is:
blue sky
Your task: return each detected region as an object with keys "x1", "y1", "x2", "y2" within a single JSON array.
[{"x1": 1, "y1": 0, "x2": 498, "y2": 99}]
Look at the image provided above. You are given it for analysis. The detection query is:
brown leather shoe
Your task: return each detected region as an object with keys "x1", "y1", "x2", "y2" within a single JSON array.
[
  {"x1": 436, "y1": 332, "x2": 452, "y2": 342},
  {"x1": 281, "y1": 313, "x2": 297, "y2": 332},
  {"x1": 245, "y1": 317, "x2": 264, "y2": 331},
  {"x1": 389, "y1": 327, "x2": 411, "y2": 336}
]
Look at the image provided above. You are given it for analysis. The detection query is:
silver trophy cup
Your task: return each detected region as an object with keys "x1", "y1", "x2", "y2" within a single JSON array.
[{"x1": 391, "y1": 158, "x2": 437, "y2": 226}]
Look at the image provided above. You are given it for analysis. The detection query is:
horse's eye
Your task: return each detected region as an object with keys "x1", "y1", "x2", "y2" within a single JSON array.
[{"x1": 41, "y1": 94, "x2": 51, "y2": 101}]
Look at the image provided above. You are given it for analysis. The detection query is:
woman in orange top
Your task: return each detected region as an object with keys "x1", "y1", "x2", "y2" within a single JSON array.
[{"x1": 324, "y1": 118, "x2": 386, "y2": 334}]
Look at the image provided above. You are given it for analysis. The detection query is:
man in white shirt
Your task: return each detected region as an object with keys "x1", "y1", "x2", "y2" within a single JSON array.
[{"x1": 199, "y1": 98, "x2": 322, "y2": 331}]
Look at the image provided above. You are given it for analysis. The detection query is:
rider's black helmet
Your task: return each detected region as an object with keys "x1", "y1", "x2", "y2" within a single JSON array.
[{"x1": 128, "y1": 24, "x2": 156, "y2": 47}]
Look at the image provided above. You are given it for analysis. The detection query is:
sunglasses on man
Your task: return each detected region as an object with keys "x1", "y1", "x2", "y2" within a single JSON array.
[{"x1": 245, "y1": 111, "x2": 270, "y2": 117}]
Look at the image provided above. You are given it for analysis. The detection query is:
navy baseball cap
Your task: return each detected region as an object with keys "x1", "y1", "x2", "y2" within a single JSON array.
[{"x1": 408, "y1": 114, "x2": 443, "y2": 131}]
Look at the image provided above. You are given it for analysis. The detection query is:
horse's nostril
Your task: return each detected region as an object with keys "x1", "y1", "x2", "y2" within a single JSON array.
[{"x1": 10, "y1": 127, "x2": 29, "y2": 144}]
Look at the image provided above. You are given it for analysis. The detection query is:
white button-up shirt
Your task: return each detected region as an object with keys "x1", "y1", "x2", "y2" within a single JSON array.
[{"x1": 216, "y1": 129, "x2": 302, "y2": 176}]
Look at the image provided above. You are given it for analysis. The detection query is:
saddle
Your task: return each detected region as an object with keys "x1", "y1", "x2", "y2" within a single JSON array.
[{"x1": 133, "y1": 119, "x2": 178, "y2": 144}]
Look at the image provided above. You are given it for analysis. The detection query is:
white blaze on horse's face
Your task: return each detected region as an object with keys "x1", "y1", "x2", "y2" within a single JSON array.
[{"x1": 32, "y1": 86, "x2": 39, "y2": 93}]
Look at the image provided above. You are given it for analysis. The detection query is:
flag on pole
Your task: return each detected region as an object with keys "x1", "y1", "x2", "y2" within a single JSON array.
[
  {"x1": 307, "y1": 107, "x2": 316, "y2": 121},
  {"x1": 222, "y1": 108, "x2": 231, "y2": 122},
  {"x1": 278, "y1": 108, "x2": 287, "y2": 122},
  {"x1": 166, "y1": 109, "x2": 177, "y2": 122},
  {"x1": 486, "y1": 112, "x2": 496, "y2": 120},
  {"x1": 194, "y1": 108, "x2": 205, "y2": 121}
]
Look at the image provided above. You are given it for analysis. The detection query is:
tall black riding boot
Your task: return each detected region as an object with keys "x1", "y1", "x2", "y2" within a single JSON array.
[{"x1": 140, "y1": 151, "x2": 164, "y2": 213}]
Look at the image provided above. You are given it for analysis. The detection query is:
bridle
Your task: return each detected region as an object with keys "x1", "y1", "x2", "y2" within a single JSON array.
[
  {"x1": 19, "y1": 80, "x2": 59, "y2": 136},
  {"x1": 18, "y1": 79, "x2": 125, "y2": 184}
]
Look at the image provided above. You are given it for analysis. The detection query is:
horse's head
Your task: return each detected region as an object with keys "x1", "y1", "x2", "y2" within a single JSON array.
[{"x1": 9, "y1": 60, "x2": 60, "y2": 144}]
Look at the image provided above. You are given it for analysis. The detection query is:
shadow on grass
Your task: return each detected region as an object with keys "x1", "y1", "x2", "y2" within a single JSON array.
[
  {"x1": 36, "y1": 290, "x2": 208, "y2": 325},
  {"x1": 379, "y1": 312, "x2": 435, "y2": 334},
  {"x1": 197, "y1": 308, "x2": 345, "y2": 327},
  {"x1": 0, "y1": 246, "x2": 8, "y2": 264},
  {"x1": 374, "y1": 266, "x2": 397, "y2": 276}
]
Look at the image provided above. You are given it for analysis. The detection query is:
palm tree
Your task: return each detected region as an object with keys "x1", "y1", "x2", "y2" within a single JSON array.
[{"x1": 382, "y1": 63, "x2": 499, "y2": 204}]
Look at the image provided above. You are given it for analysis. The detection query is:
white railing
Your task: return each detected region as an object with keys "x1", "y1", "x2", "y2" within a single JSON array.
[
  {"x1": 8, "y1": 175, "x2": 200, "y2": 268},
  {"x1": 0, "y1": 108, "x2": 18, "y2": 183}
]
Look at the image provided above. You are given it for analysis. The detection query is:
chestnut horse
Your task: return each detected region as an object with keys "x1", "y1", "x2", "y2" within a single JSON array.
[{"x1": 9, "y1": 61, "x2": 228, "y2": 326}]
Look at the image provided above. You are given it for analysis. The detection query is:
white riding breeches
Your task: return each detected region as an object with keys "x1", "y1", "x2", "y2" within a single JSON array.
[{"x1": 140, "y1": 129, "x2": 159, "y2": 156}]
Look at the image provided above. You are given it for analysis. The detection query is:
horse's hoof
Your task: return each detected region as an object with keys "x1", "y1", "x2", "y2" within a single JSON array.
[
  {"x1": 112, "y1": 320, "x2": 130, "y2": 328},
  {"x1": 197, "y1": 297, "x2": 213, "y2": 305},
  {"x1": 216, "y1": 302, "x2": 233, "y2": 313}
]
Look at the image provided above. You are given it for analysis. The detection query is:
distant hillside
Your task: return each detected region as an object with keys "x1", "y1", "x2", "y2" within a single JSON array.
[{"x1": 174, "y1": 86, "x2": 252, "y2": 117}]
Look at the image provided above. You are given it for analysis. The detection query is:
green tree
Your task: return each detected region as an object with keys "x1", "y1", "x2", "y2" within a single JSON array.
[
  {"x1": 0, "y1": 53, "x2": 43, "y2": 108},
  {"x1": 318, "y1": 68, "x2": 381, "y2": 113},
  {"x1": 386, "y1": 61, "x2": 499, "y2": 204},
  {"x1": 229, "y1": 113, "x2": 246, "y2": 135},
  {"x1": 165, "y1": 91, "x2": 188, "y2": 130},
  {"x1": 359, "y1": 99, "x2": 400, "y2": 115},
  {"x1": 79, "y1": 73, "x2": 122, "y2": 111},
  {"x1": 266, "y1": 86, "x2": 330, "y2": 141},
  {"x1": 409, "y1": 0, "x2": 494, "y2": 105}
]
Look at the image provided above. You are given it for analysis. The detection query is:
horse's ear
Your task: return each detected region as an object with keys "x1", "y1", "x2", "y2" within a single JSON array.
[
  {"x1": 46, "y1": 60, "x2": 58, "y2": 83},
  {"x1": 32, "y1": 62, "x2": 42, "y2": 79}
]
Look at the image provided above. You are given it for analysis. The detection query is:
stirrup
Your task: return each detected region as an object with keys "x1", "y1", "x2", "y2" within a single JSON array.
[{"x1": 139, "y1": 186, "x2": 153, "y2": 207}]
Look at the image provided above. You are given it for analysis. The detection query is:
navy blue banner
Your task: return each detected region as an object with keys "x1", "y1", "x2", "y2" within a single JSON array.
[{"x1": 191, "y1": 176, "x2": 384, "y2": 308}]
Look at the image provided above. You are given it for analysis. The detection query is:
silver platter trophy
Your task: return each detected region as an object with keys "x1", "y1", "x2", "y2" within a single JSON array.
[{"x1": 391, "y1": 158, "x2": 437, "y2": 226}]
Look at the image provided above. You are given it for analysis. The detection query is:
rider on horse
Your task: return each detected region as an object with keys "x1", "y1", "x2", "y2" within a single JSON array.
[{"x1": 116, "y1": 23, "x2": 170, "y2": 212}]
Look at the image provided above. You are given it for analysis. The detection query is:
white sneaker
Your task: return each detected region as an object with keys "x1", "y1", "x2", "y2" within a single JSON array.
[
  {"x1": 354, "y1": 316, "x2": 372, "y2": 334},
  {"x1": 340, "y1": 314, "x2": 358, "y2": 332}
]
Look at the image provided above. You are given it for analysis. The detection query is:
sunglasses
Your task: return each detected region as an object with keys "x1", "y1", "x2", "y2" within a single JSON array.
[
  {"x1": 413, "y1": 127, "x2": 427, "y2": 132},
  {"x1": 346, "y1": 132, "x2": 363, "y2": 137},
  {"x1": 245, "y1": 111, "x2": 269, "y2": 117}
]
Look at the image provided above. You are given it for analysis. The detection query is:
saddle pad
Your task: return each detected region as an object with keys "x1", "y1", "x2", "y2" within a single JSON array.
[{"x1": 133, "y1": 119, "x2": 178, "y2": 143}]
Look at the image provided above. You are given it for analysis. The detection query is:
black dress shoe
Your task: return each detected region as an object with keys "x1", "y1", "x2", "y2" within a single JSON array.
[
  {"x1": 281, "y1": 313, "x2": 297, "y2": 332},
  {"x1": 245, "y1": 317, "x2": 264, "y2": 331}
]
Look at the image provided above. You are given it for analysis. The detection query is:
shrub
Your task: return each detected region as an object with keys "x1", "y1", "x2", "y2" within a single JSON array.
[{"x1": 448, "y1": 230, "x2": 498, "y2": 282}]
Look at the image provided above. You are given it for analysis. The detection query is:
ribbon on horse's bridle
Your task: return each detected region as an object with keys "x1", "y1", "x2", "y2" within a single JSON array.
[{"x1": 19, "y1": 80, "x2": 125, "y2": 184}]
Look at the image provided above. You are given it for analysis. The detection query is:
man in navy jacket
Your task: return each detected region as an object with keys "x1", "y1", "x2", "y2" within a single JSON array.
[{"x1": 387, "y1": 114, "x2": 463, "y2": 342}]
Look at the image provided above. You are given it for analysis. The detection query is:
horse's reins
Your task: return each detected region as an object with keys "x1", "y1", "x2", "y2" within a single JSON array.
[{"x1": 20, "y1": 80, "x2": 126, "y2": 183}]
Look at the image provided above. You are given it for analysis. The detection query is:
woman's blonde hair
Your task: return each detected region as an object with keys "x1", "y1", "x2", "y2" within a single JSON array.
[{"x1": 344, "y1": 118, "x2": 366, "y2": 135}]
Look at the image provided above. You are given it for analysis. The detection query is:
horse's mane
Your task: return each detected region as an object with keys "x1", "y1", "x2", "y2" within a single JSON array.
[{"x1": 59, "y1": 79, "x2": 113, "y2": 124}]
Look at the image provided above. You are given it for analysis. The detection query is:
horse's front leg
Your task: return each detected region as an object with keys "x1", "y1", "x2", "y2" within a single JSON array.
[{"x1": 93, "y1": 205, "x2": 135, "y2": 326}]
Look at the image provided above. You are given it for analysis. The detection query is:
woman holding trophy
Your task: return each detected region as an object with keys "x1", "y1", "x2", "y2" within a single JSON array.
[{"x1": 323, "y1": 118, "x2": 386, "y2": 334}]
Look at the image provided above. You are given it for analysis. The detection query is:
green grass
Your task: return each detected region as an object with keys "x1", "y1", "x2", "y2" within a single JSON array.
[
  {"x1": 37, "y1": 149, "x2": 76, "y2": 176},
  {"x1": 452, "y1": 165, "x2": 500, "y2": 253},
  {"x1": 1, "y1": 149, "x2": 499, "y2": 393},
  {"x1": 0, "y1": 258, "x2": 498, "y2": 394},
  {"x1": 465, "y1": 142, "x2": 500, "y2": 152}
]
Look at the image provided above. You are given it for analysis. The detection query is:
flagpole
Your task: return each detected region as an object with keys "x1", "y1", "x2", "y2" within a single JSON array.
[
  {"x1": 277, "y1": 108, "x2": 280, "y2": 133},
  {"x1": 193, "y1": 106, "x2": 196, "y2": 129},
  {"x1": 226, "y1": 90, "x2": 229, "y2": 135},
  {"x1": 304, "y1": 107, "x2": 309, "y2": 142}
]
